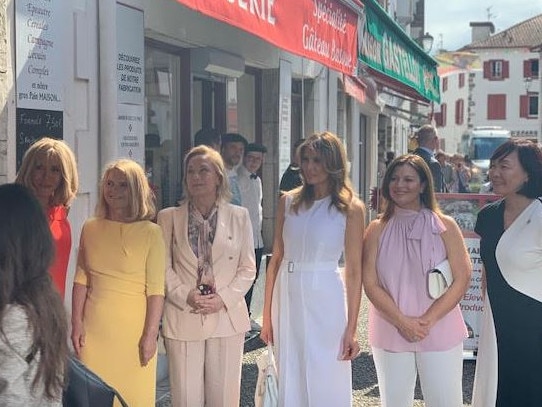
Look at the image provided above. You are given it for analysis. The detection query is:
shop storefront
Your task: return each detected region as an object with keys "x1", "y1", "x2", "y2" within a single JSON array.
[
  {"x1": 357, "y1": 0, "x2": 440, "y2": 198},
  {"x1": 3, "y1": 1, "x2": 375, "y2": 304}
]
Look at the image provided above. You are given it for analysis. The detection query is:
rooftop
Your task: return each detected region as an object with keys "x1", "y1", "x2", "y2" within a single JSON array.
[{"x1": 461, "y1": 13, "x2": 542, "y2": 50}]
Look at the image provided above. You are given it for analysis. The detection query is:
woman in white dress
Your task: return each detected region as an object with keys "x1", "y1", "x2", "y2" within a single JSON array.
[{"x1": 260, "y1": 131, "x2": 365, "y2": 406}]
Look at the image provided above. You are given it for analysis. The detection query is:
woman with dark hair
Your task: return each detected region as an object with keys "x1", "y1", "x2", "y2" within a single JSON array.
[
  {"x1": 71, "y1": 159, "x2": 165, "y2": 406},
  {"x1": 363, "y1": 154, "x2": 471, "y2": 407},
  {"x1": 0, "y1": 183, "x2": 68, "y2": 406},
  {"x1": 16, "y1": 137, "x2": 79, "y2": 299},
  {"x1": 472, "y1": 139, "x2": 542, "y2": 407},
  {"x1": 260, "y1": 131, "x2": 365, "y2": 406}
]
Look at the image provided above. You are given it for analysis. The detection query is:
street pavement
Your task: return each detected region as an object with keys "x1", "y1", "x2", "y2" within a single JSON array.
[{"x1": 158, "y1": 263, "x2": 475, "y2": 406}]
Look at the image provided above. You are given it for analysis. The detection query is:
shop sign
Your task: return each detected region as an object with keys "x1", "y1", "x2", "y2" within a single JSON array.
[
  {"x1": 15, "y1": 0, "x2": 67, "y2": 110},
  {"x1": 176, "y1": 0, "x2": 361, "y2": 75},
  {"x1": 358, "y1": 0, "x2": 440, "y2": 103}
]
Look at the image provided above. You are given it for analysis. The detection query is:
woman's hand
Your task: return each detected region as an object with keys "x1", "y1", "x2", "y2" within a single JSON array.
[
  {"x1": 139, "y1": 333, "x2": 158, "y2": 366},
  {"x1": 259, "y1": 319, "x2": 273, "y2": 345},
  {"x1": 340, "y1": 330, "x2": 361, "y2": 360},
  {"x1": 397, "y1": 316, "x2": 430, "y2": 342},
  {"x1": 193, "y1": 293, "x2": 224, "y2": 315},
  {"x1": 71, "y1": 322, "x2": 85, "y2": 357},
  {"x1": 187, "y1": 288, "x2": 202, "y2": 311}
]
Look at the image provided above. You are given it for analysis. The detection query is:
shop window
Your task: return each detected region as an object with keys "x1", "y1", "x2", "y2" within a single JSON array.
[
  {"x1": 487, "y1": 94, "x2": 506, "y2": 120},
  {"x1": 193, "y1": 78, "x2": 227, "y2": 134},
  {"x1": 144, "y1": 44, "x2": 184, "y2": 209}
]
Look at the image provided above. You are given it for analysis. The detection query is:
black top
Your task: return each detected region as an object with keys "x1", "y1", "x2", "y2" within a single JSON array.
[
  {"x1": 279, "y1": 164, "x2": 303, "y2": 193},
  {"x1": 475, "y1": 199, "x2": 542, "y2": 407}
]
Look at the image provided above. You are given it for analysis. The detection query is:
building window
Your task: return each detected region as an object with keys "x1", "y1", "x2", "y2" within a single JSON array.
[
  {"x1": 458, "y1": 73, "x2": 465, "y2": 88},
  {"x1": 520, "y1": 93, "x2": 539, "y2": 118},
  {"x1": 455, "y1": 99, "x2": 464, "y2": 125},
  {"x1": 524, "y1": 59, "x2": 539, "y2": 79},
  {"x1": 484, "y1": 60, "x2": 509, "y2": 81},
  {"x1": 435, "y1": 103, "x2": 447, "y2": 127},
  {"x1": 487, "y1": 94, "x2": 506, "y2": 120},
  {"x1": 442, "y1": 77, "x2": 448, "y2": 92}
]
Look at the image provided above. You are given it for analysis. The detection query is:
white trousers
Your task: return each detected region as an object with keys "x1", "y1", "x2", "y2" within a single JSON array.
[{"x1": 372, "y1": 343, "x2": 464, "y2": 407}]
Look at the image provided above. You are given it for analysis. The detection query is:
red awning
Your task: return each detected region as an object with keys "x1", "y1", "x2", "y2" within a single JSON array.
[
  {"x1": 341, "y1": 74, "x2": 366, "y2": 104},
  {"x1": 175, "y1": 0, "x2": 361, "y2": 75}
]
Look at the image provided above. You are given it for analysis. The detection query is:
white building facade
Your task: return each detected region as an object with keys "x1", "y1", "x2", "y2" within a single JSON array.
[{"x1": 0, "y1": 0, "x2": 438, "y2": 307}]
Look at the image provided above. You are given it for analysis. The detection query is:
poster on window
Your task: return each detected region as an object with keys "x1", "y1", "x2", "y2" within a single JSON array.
[
  {"x1": 116, "y1": 3, "x2": 144, "y2": 106},
  {"x1": 117, "y1": 104, "x2": 144, "y2": 167},
  {"x1": 436, "y1": 192, "x2": 501, "y2": 354}
]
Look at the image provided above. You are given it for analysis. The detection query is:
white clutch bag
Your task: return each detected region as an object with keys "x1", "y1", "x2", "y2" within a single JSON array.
[{"x1": 427, "y1": 259, "x2": 453, "y2": 299}]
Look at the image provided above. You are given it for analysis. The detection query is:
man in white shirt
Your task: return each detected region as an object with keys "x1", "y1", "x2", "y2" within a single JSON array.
[
  {"x1": 221, "y1": 133, "x2": 248, "y2": 206},
  {"x1": 237, "y1": 142, "x2": 267, "y2": 331}
]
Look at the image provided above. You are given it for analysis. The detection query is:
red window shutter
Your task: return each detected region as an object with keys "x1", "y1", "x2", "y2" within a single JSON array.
[
  {"x1": 442, "y1": 77, "x2": 448, "y2": 92},
  {"x1": 459, "y1": 99, "x2": 464, "y2": 125},
  {"x1": 455, "y1": 100, "x2": 460, "y2": 124},
  {"x1": 434, "y1": 112, "x2": 442, "y2": 127},
  {"x1": 503, "y1": 61, "x2": 510, "y2": 79},
  {"x1": 442, "y1": 104, "x2": 447, "y2": 126},
  {"x1": 483, "y1": 61, "x2": 490, "y2": 79},
  {"x1": 488, "y1": 94, "x2": 506, "y2": 120},
  {"x1": 459, "y1": 73, "x2": 465, "y2": 88},
  {"x1": 520, "y1": 95, "x2": 529, "y2": 118},
  {"x1": 524, "y1": 60, "x2": 531, "y2": 78}
]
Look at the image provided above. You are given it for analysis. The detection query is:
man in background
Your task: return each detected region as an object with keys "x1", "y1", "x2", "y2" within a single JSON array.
[
  {"x1": 194, "y1": 128, "x2": 221, "y2": 151},
  {"x1": 413, "y1": 125, "x2": 445, "y2": 192},
  {"x1": 237, "y1": 142, "x2": 267, "y2": 332},
  {"x1": 436, "y1": 150, "x2": 454, "y2": 192},
  {"x1": 221, "y1": 133, "x2": 248, "y2": 206},
  {"x1": 279, "y1": 138, "x2": 305, "y2": 193}
]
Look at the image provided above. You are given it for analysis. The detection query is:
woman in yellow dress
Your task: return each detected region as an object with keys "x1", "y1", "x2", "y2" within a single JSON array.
[{"x1": 71, "y1": 159, "x2": 165, "y2": 406}]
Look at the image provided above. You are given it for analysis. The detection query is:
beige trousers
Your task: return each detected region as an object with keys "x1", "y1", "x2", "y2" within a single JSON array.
[{"x1": 165, "y1": 334, "x2": 244, "y2": 407}]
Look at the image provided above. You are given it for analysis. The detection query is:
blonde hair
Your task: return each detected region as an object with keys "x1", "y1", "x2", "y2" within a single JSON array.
[
  {"x1": 291, "y1": 131, "x2": 354, "y2": 215},
  {"x1": 182, "y1": 145, "x2": 231, "y2": 203},
  {"x1": 95, "y1": 159, "x2": 156, "y2": 221},
  {"x1": 16, "y1": 137, "x2": 79, "y2": 207}
]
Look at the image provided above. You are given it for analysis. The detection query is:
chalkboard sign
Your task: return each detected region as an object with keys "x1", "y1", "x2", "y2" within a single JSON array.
[{"x1": 16, "y1": 108, "x2": 63, "y2": 170}]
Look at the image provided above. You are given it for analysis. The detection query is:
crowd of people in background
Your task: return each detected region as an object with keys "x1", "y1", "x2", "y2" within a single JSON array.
[{"x1": 2, "y1": 126, "x2": 542, "y2": 407}]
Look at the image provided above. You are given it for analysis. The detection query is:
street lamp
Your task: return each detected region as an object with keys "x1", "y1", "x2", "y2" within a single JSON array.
[{"x1": 420, "y1": 32, "x2": 434, "y2": 53}]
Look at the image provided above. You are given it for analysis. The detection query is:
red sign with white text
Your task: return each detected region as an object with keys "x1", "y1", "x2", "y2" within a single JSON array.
[{"x1": 176, "y1": 0, "x2": 360, "y2": 75}]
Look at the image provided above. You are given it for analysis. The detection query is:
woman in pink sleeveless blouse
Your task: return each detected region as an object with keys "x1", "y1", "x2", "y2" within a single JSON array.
[{"x1": 363, "y1": 154, "x2": 471, "y2": 407}]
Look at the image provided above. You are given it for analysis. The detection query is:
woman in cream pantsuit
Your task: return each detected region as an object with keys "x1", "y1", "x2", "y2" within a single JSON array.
[{"x1": 157, "y1": 145, "x2": 255, "y2": 407}]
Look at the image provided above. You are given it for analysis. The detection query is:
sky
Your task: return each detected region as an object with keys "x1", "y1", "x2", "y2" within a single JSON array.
[{"x1": 425, "y1": 0, "x2": 542, "y2": 53}]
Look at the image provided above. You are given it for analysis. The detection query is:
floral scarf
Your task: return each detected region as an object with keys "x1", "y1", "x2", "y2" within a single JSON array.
[{"x1": 188, "y1": 202, "x2": 218, "y2": 294}]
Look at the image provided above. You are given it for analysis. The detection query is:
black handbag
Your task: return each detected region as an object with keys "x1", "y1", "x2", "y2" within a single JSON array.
[{"x1": 62, "y1": 356, "x2": 129, "y2": 407}]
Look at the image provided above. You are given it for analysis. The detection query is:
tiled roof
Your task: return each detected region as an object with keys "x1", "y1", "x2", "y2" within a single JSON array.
[{"x1": 461, "y1": 13, "x2": 542, "y2": 50}]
